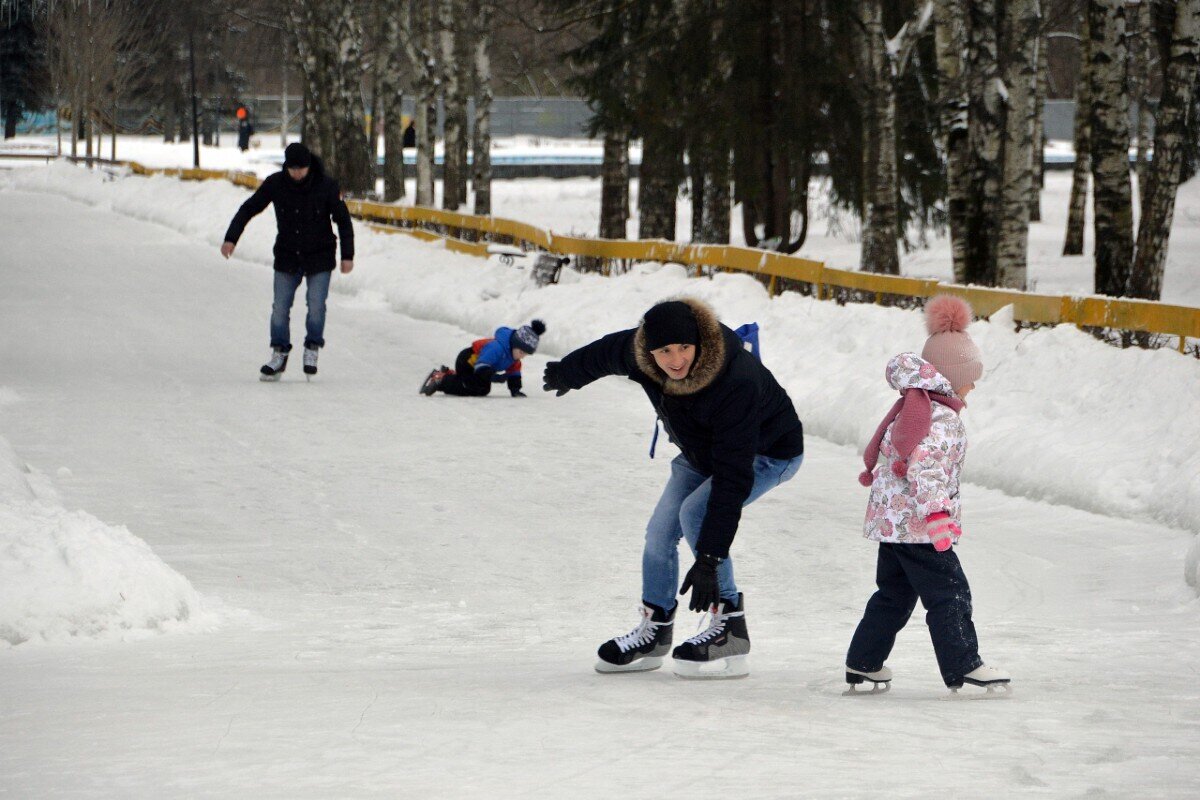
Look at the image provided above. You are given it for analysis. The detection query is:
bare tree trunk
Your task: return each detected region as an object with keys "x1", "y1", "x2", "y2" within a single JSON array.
[
  {"x1": 380, "y1": 3, "x2": 409, "y2": 203},
  {"x1": 471, "y1": 0, "x2": 493, "y2": 216},
  {"x1": 280, "y1": 65, "x2": 289, "y2": 149},
  {"x1": 964, "y1": 0, "x2": 1004, "y2": 285},
  {"x1": 856, "y1": 0, "x2": 900, "y2": 275},
  {"x1": 1063, "y1": 10, "x2": 1092, "y2": 255},
  {"x1": 1130, "y1": 0, "x2": 1200, "y2": 301},
  {"x1": 1087, "y1": 0, "x2": 1134, "y2": 297},
  {"x1": 1131, "y1": 0, "x2": 1153, "y2": 208},
  {"x1": 996, "y1": 0, "x2": 1041, "y2": 290},
  {"x1": 438, "y1": 0, "x2": 466, "y2": 210},
  {"x1": 933, "y1": 0, "x2": 970, "y2": 281},
  {"x1": 699, "y1": 145, "x2": 731, "y2": 244},
  {"x1": 689, "y1": 152, "x2": 706, "y2": 242},
  {"x1": 600, "y1": 129, "x2": 630, "y2": 239},
  {"x1": 398, "y1": 0, "x2": 438, "y2": 207},
  {"x1": 287, "y1": 0, "x2": 374, "y2": 195},
  {"x1": 382, "y1": 89, "x2": 406, "y2": 202},
  {"x1": 637, "y1": 126, "x2": 682, "y2": 240},
  {"x1": 1030, "y1": 26, "x2": 1048, "y2": 223}
]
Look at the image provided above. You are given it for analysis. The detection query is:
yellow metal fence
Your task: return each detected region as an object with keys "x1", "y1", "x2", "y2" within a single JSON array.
[{"x1": 120, "y1": 160, "x2": 1200, "y2": 354}]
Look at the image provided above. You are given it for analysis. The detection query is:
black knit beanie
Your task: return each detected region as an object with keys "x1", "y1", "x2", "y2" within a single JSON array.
[
  {"x1": 642, "y1": 301, "x2": 699, "y2": 351},
  {"x1": 283, "y1": 142, "x2": 312, "y2": 169}
]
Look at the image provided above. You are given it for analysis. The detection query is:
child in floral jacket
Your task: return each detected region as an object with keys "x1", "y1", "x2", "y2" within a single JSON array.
[{"x1": 844, "y1": 295, "x2": 1010, "y2": 693}]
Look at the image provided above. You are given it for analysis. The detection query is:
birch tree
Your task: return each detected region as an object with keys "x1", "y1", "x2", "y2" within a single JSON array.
[
  {"x1": 379, "y1": 2, "x2": 411, "y2": 202},
  {"x1": 933, "y1": 0, "x2": 970, "y2": 281},
  {"x1": 963, "y1": 0, "x2": 1004, "y2": 285},
  {"x1": 1063, "y1": 10, "x2": 1091, "y2": 255},
  {"x1": 996, "y1": 0, "x2": 1041, "y2": 289},
  {"x1": 1029, "y1": 24, "x2": 1048, "y2": 222},
  {"x1": 855, "y1": 0, "x2": 901, "y2": 274},
  {"x1": 438, "y1": 0, "x2": 469, "y2": 210},
  {"x1": 1130, "y1": 0, "x2": 1154, "y2": 207},
  {"x1": 286, "y1": 0, "x2": 374, "y2": 195},
  {"x1": 397, "y1": 0, "x2": 438, "y2": 207},
  {"x1": 1129, "y1": 0, "x2": 1200, "y2": 300},
  {"x1": 1086, "y1": 0, "x2": 1134, "y2": 297},
  {"x1": 470, "y1": 0, "x2": 494, "y2": 215}
]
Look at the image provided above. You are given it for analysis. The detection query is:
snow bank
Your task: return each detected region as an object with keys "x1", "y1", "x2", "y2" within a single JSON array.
[
  {"x1": 4, "y1": 162, "x2": 1199, "y2": 542},
  {"x1": 0, "y1": 417, "x2": 210, "y2": 646}
]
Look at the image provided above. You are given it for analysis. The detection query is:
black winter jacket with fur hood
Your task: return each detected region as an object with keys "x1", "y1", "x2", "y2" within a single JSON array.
[{"x1": 555, "y1": 298, "x2": 804, "y2": 558}]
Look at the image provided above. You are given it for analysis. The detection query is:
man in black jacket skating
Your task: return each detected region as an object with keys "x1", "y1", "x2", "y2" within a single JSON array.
[
  {"x1": 221, "y1": 142, "x2": 354, "y2": 381},
  {"x1": 542, "y1": 297, "x2": 805, "y2": 678}
]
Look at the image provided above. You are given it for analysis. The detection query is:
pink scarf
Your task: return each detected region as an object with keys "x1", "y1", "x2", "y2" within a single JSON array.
[{"x1": 858, "y1": 389, "x2": 965, "y2": 486}]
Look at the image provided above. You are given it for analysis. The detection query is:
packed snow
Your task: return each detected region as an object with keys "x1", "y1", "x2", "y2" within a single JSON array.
[
  {"x1": 0, "y1": 431, "x2": 212, "y2": 646},
  {"x1": 0, "y1": 157, "x2": 1198, "y2": 797}
]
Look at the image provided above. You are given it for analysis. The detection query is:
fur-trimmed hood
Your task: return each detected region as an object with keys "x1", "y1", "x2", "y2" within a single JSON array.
[{"x1": 633, "y1": 297, "x2": 728, "y2": 396}]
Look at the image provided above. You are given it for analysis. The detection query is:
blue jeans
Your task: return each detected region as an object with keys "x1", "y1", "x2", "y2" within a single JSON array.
[
  {"x1": 642, "y1": 452, "x2": 803, "y2": 611},
  {"x1": 270, "y1": 269, "x2": 331, "y2": 351}
]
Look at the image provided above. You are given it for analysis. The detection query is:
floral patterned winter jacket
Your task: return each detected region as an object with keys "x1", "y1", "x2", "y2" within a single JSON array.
[{"x1": 863, "y1": 353, "x2": 966, "y2": 545}]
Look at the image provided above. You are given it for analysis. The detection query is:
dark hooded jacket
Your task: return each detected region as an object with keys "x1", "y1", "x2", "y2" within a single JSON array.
[
  {"x1": 554, "y1": 298, "x2": 804, "y2": 558},
  {"x1": 222, "y1": 155, "x2": 354, "y2": 275}
]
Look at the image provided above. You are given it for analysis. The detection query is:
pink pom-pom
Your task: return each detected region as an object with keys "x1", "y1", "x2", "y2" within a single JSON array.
[
  {"x1": 925, "y1": 295, "x2": 974, "y2": 335},
  {"x1": 858, "y1": 470, "x2": 874, "y2": 487},
  {"x1": 891, "y1": 460, "x2": 907, "y2": 478}
]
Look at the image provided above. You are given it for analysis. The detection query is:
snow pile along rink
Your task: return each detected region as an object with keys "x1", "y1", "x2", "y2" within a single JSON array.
[
  {"x1": 3, "y1": 162, "x2": 1199, "y2": 540},
  {"x1": 0, "y1": 427, "x2": 210, "y2": 647}
]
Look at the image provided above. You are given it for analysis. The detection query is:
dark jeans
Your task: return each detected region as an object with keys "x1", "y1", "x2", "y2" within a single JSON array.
[
  {"x1": 846, "y1": 543, "x2": 983, "y2": 687},
  {"x1": 439, "y1": 347, "x2": 493, "y2": 397},
  {"x1": 270, "y1": 269, "x2": 330, "y2": 351}
]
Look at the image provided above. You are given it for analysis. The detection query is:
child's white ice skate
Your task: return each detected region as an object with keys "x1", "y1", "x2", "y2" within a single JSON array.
[
  {"x1": 947, "y1": 664, "x2": 1012, "y2": 699},
  {"x1": 843, "y1": 665, "x2": 892, "y2": 695}
]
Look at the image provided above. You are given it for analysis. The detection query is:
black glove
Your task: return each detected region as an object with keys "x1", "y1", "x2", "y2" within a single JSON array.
[
  {"x1": 542, "y1": 361, "x2": 570, "y2": 396},
  {"x1": 679, "y1": 553, "x2": 722, "y2": 612},
  {"x1": 511, "y1": 390, "x2": 527, "y2": 398}
]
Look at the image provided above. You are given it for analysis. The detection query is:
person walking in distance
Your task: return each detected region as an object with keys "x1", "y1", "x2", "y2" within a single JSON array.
[
  {"x1": 220, "y1": 142, "x2": 354, "y2": 381},
  {"x1": 542, "y1": 298, "x2": 804, "y2": 679},
  {"x1": 844, "y1": 295, "x2": 1010, "y2": 696}
]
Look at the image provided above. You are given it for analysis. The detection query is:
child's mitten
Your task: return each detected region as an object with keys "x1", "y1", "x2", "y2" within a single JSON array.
[{"x1": 926, "y1": 511, "x2": 961, "y2": 552}]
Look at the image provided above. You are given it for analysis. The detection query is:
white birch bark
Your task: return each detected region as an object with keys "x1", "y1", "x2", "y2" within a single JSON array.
[
  {"x1": 1130, "y1": 0, "x2": 1200, "y2": 300},
  {"x1": 996, "y1": 0, "x2": 1041, "y2": 289},
  {"x1": 470, "y1": 0, "x2": 493, "y2": 216}
]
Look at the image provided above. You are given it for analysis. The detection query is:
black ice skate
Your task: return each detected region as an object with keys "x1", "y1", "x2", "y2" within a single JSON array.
[
  {"x1": 948, "y1": 664, "x2": 1012, "y2": 698},
  {"x1": 260, "y1": 348, "x2": 289, "y2": 381},
  {"x1": 595, "y1": 601, "x2": 675, "y2": 673},
  {"x1": 302, "y1": 346, "x2": 319, "y2": 378},
  {"x1": 844, "y1": 665, "x2": 892, "y2": 695},
  {"x1": 671, "y1": 593, "x2": 750, "y2": 679},
  {"x1": 419, "y1": 365, "x2": 451, "y2": 396}
]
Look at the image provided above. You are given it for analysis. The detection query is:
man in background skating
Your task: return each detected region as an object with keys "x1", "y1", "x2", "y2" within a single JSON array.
[{"x1": 220, "y1": 142, "x2": 354, "y2": 381}]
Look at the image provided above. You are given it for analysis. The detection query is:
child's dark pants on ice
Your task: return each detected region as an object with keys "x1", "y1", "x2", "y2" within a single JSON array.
[
  {"x1": 438, "y1": 346, "x2": 493, "y2": 397},
  {"x1": 846, "y1": 542, "x2": 984, "y2": 687}
]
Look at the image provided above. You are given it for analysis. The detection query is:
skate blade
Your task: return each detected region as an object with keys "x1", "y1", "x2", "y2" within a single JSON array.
[
  {"x1": 842, "y1": 681, "x2": 891, "y2": 696},
  {"x1": 944, "y1": 682, "x2": 1013, "y2": 700},
  {"x1": 672, "y1": 655, "x2": 749, "y2": 680},
  {"x1": 594, "y1": 656, "x2": 663, "y2": 674},
  {"x1": 259, "y1": 373, "x2": 282, "y2": 382}
]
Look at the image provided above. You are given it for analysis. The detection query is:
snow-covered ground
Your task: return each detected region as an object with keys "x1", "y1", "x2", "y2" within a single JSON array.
[
  {"x1": 5, "y1": 133, "x2": 1200, "y2": 305},
  {"x1": 1, "y1": 160, "x2": 1199, "y2": 797}
]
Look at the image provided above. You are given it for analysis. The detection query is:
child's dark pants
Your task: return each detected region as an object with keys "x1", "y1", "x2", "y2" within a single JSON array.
[
  {"x1": 439, "y1": 347, "x2": 493, "y2": 397},
  {"x1": 846, "y1": 542, "x2": 983, "y2": 687}
]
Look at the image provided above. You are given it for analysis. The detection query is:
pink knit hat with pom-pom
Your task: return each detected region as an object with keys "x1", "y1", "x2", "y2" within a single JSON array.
[{"x1": 921, "y1": 295, "x2": 982, "y2": 392}]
